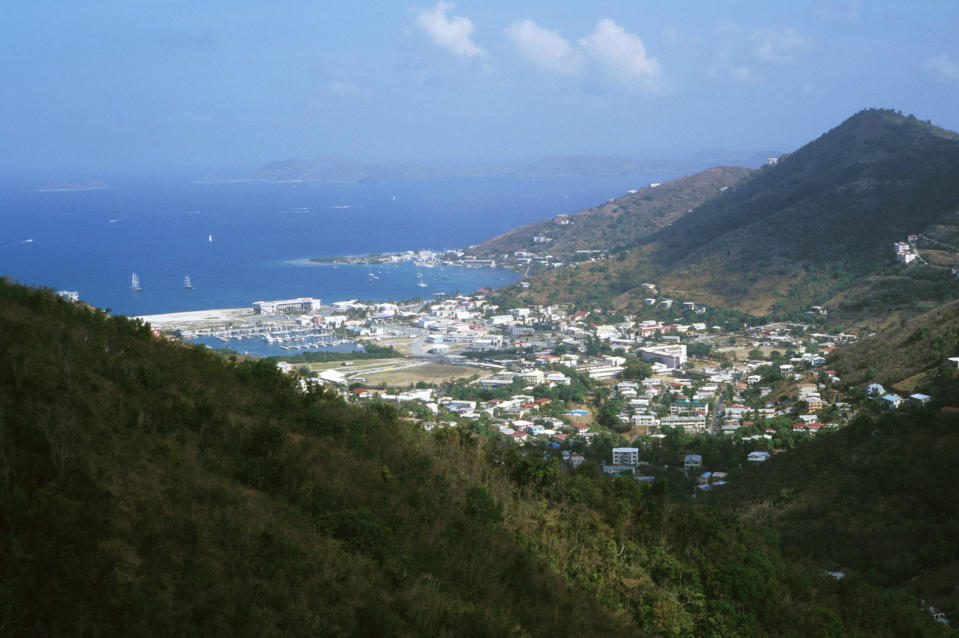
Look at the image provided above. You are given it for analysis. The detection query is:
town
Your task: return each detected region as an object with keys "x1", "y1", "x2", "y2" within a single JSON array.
[{"x1": 146, "y1": 278, "x2": 941, "y2": 498}]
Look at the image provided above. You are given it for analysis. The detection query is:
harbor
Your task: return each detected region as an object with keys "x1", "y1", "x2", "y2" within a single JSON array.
[{"x1": 137, "y1": 305, "x2": 362, "y2": 357}]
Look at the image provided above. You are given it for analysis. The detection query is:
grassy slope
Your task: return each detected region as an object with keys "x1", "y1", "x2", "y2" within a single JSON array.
[
  {"x1": 0, "y1": 280, "x2": 951, "y2": 637},
  {"x1": 468, "y1": 166, "x2": 751, "y2": 259},
  {"x1": 828, "y1": 297, "x2": 959, "y2": 391}
]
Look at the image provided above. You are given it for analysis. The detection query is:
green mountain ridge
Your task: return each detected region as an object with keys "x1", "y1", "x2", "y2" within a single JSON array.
[{"x1": 511, "y1": 109, "x2": 959, "y2": 320}]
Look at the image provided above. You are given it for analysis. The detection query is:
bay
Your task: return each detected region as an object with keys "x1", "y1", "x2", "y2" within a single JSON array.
[{"x1": 0, "y1": 174, "x2": 670, "y2": 316}]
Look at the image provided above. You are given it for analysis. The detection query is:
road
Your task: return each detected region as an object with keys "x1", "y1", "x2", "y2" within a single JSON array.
[
  {"x1": 408, "y1": 336, "x2": 435, "y2": 358},
  {"x1": 711, "y1": 385, "x2": 725, "y2": 435}
]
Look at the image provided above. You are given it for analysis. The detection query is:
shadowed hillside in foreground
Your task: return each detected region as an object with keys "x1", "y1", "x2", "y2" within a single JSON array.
[{"x1": 0, "y1": 279, "x2": 950, "y2": 637}]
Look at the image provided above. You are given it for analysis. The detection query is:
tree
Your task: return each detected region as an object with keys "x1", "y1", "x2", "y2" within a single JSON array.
[
  {"x1": 620, "y1": 356, "x2": 652, "y2": 380},
  {"x1": 597, "y1": 399, "x2": 627, "y2": 433}
]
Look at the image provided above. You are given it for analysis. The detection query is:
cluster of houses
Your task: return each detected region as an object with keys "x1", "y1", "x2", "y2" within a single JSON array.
[
  {"x1": 285, "y1": 293, "x2": 874, "y2": 449},
  {"x1": 893, "y1": 234, "x2": 919, "y2": 264},
  {"x1": 264, "y1": 284, "x2": 959, "y2": 500}
]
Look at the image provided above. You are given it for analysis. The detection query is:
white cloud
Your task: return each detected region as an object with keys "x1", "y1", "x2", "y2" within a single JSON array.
[
  {"x1": 922, "y1": 54, "x2": 959, "y2": 81},
  {"x1": 717, "y1": 19, "x2": 740, "y2": 35},
  {"x1": 728, "y1": 65, "x2": 755, "y2": 84},
  {"x1": 708, "y1": 52, "x2": 756, "y2": 84},
  {"x1": 328, "y1": 80, "x2": 360, "y2": 95},
  {"x1": 414, "y1": 1, "x2": 485, "y2": 59},
  {"x1": 811, "y1": 0, "x2": 860, "y2": 24},
  {"x1": 752, "y1": 28, "x2": 814, "y2": 63},
  {"x1": 505, "y1": 19, "x2": 583, "y2": 75},
  {"x1": 579, "y1": 19, "x2": 662, "y2": 93}
]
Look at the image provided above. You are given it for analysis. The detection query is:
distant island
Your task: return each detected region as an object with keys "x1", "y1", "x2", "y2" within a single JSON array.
[
  {"x1": 33, "y1": 181, "x2": 109, "y2": 192},
  {"x1": 194, "y1": 151, "x2": 776, "y2": 185}
]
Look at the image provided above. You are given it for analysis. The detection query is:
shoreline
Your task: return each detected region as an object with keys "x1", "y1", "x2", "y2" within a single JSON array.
[
  {"x1": 307, "y1": 248, "x2": 511, "y2": 271},
  {"x1": 135, "y1": 307, "x2": 254, "y2": 328}
]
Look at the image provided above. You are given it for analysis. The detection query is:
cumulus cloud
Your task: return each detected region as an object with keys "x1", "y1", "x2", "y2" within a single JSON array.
[
  {"x1": 505, "y1": 19, "x2": 583, "y2": 75},
  {"x1": 752, "y1": 28, "x2": 814, "y2": 63},
  {"x1": 415, "y1": 1, "x2": 485, "y2": 59},
  {"x1": 579, "y1": 19, "x2": 662, "y2": 92},
  {"x1": 328, "y1": 80, "x2": 360, "y2": 95},
  {"x1": 811, "y1": 0, "x2": 860, "y2": 24},
  {"x1": 922, "y1": 54, "x2": 959, "y2": 81},
  {"x1": 727, "y1": 65, "x2": 755, "y2": 83}
]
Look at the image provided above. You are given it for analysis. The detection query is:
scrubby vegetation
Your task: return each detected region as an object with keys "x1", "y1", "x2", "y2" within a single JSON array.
[
  {"x1": 520, "y1": 109, "x2": 959, "y2": 321},
  {"x1": 715, "y1": 395, "x2": 959, "y2": 619},
  {"x1": 0, "y1": 279, "x2": 952, "y2": 636},
  {"x1": 830, "y1": 297, "x2": 959, "y2": 390},
  {"x1": 469, "y1": 167, "x2": 751, "y2": 260}
]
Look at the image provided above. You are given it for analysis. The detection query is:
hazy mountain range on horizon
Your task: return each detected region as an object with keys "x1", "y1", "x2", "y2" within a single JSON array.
[{"x1": 195, "y1": 149, "x2": 780, "y2": 184}]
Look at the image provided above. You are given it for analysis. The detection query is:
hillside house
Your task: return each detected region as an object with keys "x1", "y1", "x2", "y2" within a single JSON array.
[
  {"x1": 881, "y1": 394, "x2": 904, "y2": 408},
  {"x1": 684, "y1": 454, "x2": 702, "y2": 471},
  {"x1": 612, "y1": 447, "x2": 639, "y2": 466}
]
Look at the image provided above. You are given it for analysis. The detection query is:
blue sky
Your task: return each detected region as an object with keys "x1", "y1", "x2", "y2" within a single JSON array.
[{"x1": 2, "y1": 0, "x2": 958, "y2": 178}]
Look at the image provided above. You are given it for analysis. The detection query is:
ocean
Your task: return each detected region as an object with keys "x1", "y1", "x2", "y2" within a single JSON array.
[{"x1": 0, "y1": 174, "x2": 669, "y2": 317}]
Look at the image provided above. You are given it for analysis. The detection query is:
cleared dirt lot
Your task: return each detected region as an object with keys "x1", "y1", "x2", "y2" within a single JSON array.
[{"x1": 363, "y1": 362, "x2": 486, "y2": 386}]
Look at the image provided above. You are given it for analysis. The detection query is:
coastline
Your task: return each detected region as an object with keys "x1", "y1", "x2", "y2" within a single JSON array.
[
  {"x1": 135, "y1": 306, "x2": 254, "y2": 328},
  {"x1": 307, "y1": 248, "x2": 511, "y2": 271}
]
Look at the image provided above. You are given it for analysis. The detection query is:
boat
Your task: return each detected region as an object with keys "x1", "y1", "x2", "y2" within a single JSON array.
[
  {"x1": 184, "y1": 275, "x2": 193, "y2": 290},
  {"x1": 416, "y1": 271, "x2": 428, "y2": 288},
  {"x1": 130, "y1": 272, "x2": 142, "y2": 293},
  {"x1": 208, "y1": 234, "x2": 213, "y2": 242}
]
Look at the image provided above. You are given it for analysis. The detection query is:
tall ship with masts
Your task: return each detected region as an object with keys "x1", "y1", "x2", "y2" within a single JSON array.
[
  {"x1": 184, "y1": 275, "x2": 193, "y2": 290},
  {"x1": 130, "y1": 272, "x2": 142, "y2": 293}
]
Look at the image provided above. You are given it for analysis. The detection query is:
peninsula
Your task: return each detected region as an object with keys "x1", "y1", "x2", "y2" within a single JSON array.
[{"x1": 33, "y1": 180, "x2": 109, "y2": 192}]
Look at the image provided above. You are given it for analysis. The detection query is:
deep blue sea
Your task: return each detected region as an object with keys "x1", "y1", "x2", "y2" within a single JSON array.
[{"x1": 0, "y1": 174, "x2": 669, "y2": 317}]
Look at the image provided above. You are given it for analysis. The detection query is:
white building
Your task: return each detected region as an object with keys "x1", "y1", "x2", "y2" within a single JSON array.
[
  {"x1": 661, "y1": 415, "x2": 708, "y2": 433},
  {"x1": 638, "y1": 344, "x2": 687, "y2": 369},
  {"x1": 612, "y1": 447, "x2": 639, "y2": 466},
  {"x1": 632, "y1": 413, "x2": 659, "y2": 427},
  {"x1": 253, "y1": 297, "x2": 322, "y2": 315}
]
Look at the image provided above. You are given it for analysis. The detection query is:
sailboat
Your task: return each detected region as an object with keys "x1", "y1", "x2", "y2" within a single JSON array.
[
  {"x1": 208, "y1": 234, "x2": 213, "y2": 243},
  {"x1": 184, "y1": 275, "x2": 193, "y2": 290},
  {"x1": 417, "y1": 271, "x2": 428, "y2": 288},
  {"x1": 130, "y1": 272, "x2": 142, "y2": 293}
]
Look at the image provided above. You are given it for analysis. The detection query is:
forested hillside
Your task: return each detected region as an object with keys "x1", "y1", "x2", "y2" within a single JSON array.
[
  {"x1": 0, "y1": 279, "x2": 950, "y2": 637},
  {"x1": 715, "y1": 394, "x2": 959, "y2": 619},
  {"x1": 514, "y1": 109, "x2": 959, "y2": 320}
]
